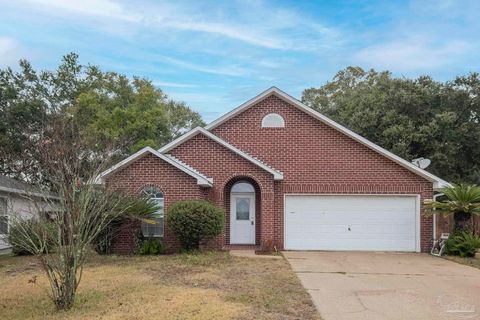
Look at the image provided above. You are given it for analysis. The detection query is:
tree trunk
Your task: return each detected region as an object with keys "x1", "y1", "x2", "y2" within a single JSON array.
[
  {"x1": 453, "y1": 211, "x2": 473, "y2": 233},
  {"x1": 51, "y1": 264, "x2": 78, "y2": 310},
  {"x1": 54, "y1": 285, "x2": 75, "y2": 310}
]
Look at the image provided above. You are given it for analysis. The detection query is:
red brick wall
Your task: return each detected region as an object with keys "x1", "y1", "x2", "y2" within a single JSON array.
[
  {"x1": 170, "y1": 133, "x2": 276, "y2": 248},
  {"x1": 105, "y1": 153, "x2": 207, "y2": 253},
  {"x1": 210, "y1": 94, "x2": 435, "y2": 251}
]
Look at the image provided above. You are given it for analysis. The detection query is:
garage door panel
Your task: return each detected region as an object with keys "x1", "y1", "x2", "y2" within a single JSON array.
[
  {"x1": 285, "y1": 195, "x2": 417, "y2": 251},
  {"x1": 287, "y1": 240, "x2": 415, "y2": 251}
]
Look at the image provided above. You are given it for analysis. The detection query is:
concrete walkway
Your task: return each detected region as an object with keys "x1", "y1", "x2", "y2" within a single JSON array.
[
  {"x1": 284, "y1": 251, "x2": 480, "y2": 320},
  {"x1": 229, "y1": 250, "x2": 282, "y2": 259}
]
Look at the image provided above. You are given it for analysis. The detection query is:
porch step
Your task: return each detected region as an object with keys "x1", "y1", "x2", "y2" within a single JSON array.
[{"x1": 225, "y1": 245, "x2": 260, "y2": 250}]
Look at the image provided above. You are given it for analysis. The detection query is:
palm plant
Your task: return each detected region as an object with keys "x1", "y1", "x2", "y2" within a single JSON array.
[
  {"x1": 424, "y1": 184, "x2": 480, "y2": 233},
  {"x1": 93, "y1": 194, "x2": 160, "y2": 255}
]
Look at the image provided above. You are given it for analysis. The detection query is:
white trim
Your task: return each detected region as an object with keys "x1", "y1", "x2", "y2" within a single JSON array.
[
  {"x1": 415, "y1": 194, "x2": 421, "y2": 252},
  {"x1": 158, "y1": 128, "x2": 204, "y2": 154},
  {"x1": 205, "y1": 87, "x2": 280, "y2": 130},
  {"x1": 205, "y1": 87, "x2": 450, "y2": 189},
  {"x1": 283, "y1": 193, "x2": 421, "y2": 252},
  {"x1": 97, "y1": 146, "x2": 213, "y2": 187},
  {"x1": 0, "y1": 195, "x2": 9, "y2": 236},
  {"x1": 0, "y1": 186, "x2": 59, "y2": 199},
  {"x1": 159, "y1": 127, "x2": 284, "y2": 180}
]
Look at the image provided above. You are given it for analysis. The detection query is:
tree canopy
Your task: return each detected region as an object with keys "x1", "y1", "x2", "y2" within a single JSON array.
[
  {"x1": 302, "y1": 67, "x2": 480, "y2": 184},
  {"x1": 0, "y1": 53, "x2": 204, "y2": 184}
]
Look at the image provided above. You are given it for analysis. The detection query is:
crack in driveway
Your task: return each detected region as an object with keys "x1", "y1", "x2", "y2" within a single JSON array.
[{"x1": 294, "y1": 270, "x2": 477, "y2": 278}]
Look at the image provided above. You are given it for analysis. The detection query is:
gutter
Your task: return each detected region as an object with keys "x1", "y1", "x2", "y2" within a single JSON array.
[
  {"x1": 432, "y1": 192, "x2": 444, "y2": 241},
  {"x1": 0, "y1": 186, "x2": 60, "y2": 200}
]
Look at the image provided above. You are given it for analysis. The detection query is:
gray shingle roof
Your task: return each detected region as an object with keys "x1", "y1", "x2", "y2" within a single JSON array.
[{"x1": 0, "y1": 175, "x2": 57, "y2": 198}]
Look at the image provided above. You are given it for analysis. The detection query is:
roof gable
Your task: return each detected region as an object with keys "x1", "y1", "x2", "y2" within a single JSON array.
[
  {"x1": 97, "y1": 147, "x2": 213, "y2": 187},
  {"x1": 205, "y1": 87, "x2": 450, "y2": 189},
  {"x1": 158, "y1": 127, "x2": 284, "y2": 180}
]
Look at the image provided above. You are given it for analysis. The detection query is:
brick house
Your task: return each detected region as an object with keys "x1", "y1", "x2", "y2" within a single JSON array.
[{"x1": 99, "y1": 87, "x2": 449, "y2": 254}]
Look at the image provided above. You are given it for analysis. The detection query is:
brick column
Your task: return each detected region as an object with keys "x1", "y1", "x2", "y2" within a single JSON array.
[{"x1": 260, "y1": 191, "x2": 275, "y2": 250}]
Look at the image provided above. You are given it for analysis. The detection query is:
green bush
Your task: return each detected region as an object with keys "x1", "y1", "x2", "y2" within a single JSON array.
[
  {"x1": 93, "y1": 219, "x2": 123, "y2": 255},
  {"x1": 445, "y1": 232, "x2": 480, "y2": 257},
  {"x1": 166, "y1": 200, "x2": 225, "y2": 250},
  {"x1": 138, "y1": 238, "x2": 166, "y2": 255}
]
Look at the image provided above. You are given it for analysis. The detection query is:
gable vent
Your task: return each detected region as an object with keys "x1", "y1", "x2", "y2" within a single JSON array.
[{"x1": 261, "y1": 113, "x2": 285, "y2": 128}]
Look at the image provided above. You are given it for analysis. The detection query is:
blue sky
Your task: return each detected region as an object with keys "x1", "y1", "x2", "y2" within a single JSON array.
[{"x1": 0, "y1": 0, "x2": 479, "y2": 122}]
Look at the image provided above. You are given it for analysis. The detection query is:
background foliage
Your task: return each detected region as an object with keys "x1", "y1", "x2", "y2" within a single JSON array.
[{"x1": 0, "y1": 53, "x2": 204, "y2": 184}]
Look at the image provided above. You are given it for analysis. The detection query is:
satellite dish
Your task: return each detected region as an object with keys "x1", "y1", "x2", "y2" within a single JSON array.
[{"x1": 411, "y1": 157, "x2": 431, "y2": 169}]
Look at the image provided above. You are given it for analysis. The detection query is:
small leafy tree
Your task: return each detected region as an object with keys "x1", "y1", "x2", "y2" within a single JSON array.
[
  {"x1": 167, "y1": 200, "x2": 225, "y2": 250},
  {"x1": 0, "y1": 53, "x2": 204, "y2": 185},
  {"x1": 424, "y1": 184, "x2": 480, "y2": 233},
  {"x1": 8, "y1": 186, "x2": 158, "y2": 310}
]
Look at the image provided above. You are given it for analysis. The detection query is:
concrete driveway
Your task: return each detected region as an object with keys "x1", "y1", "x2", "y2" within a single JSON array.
[{"x1": 284, "y1": 251, "x2": 480, "y2": 320}]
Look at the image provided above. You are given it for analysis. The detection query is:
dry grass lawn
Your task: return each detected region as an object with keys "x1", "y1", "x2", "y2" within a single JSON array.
[
  {"x1": 443, "y1": 255, "x2": 480, "y2": 270},
  {"x1": 0, "y1": 251, "x2": 319, "y2": 320}
]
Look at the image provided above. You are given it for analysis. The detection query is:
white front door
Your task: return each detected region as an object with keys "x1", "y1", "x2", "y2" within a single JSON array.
[{"x1": 230, "y1": 193, "x2": 255, "y2": 244}]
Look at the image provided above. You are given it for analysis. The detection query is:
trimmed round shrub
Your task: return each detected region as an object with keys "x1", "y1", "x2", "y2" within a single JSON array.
[{"x1": 167, "y1": 200, "x2": 225, "y2": 250}]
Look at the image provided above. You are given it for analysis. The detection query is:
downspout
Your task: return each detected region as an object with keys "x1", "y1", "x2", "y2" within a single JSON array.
[{"x1": 432, "y1": 193, "x2": 444, "y2": 241}]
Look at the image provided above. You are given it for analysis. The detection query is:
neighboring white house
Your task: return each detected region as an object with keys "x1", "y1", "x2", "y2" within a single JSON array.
[{"x1": 0, "y1": 175, "x2": 57, "y2": 253}]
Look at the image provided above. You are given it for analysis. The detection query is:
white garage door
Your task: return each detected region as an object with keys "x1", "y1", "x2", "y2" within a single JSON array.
[{"x1": 284, "y1": 195, "x2": 419, "y2": 251}]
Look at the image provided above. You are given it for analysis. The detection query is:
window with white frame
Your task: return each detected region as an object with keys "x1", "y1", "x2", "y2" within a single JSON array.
[
  {"x1": 140, "y1": 186, "x2": 164, "y2": 237},
  {"x1": 0, "y1": 198, "x2": 8, "y2": 235},
  {"x1": 261, "y1": 113, "x2": 285, "y2": 128}
]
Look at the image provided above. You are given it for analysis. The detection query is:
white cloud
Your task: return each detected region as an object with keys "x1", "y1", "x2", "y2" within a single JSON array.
[
  {"x1": 157, "y1": 20, "x2": 286, "y2": 50},
  {"x1": 158, "y1": 55, "x2": 248, "y2": 77},
  {"x1": 151, "y1": 81, "x2": 197, "y2": 88},
  {"x1": 18, "y1": 0, "x2": 339, "y2": 51},
  {"x1": 354, "y1": 37, "x2": 469, "y2": 72},
  {"x1": 25, "y1": 0, "x2": 140, "y2": 22}
]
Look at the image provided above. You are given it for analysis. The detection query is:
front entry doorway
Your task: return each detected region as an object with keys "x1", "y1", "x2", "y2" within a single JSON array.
[{"x1": 230, "y1": 181, "x2": 256, "y2": 244}]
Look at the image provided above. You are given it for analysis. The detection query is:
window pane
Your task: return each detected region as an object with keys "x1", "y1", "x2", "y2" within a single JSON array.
[
  {"x1": 231, "y1": 182, "x2": 255, "y2": 193},
  {"x1": 140, "y1": 186, "x2": 164, "y2": 237},
  {"x1": 141, "y1": 216, "x2": 163, "y2": 237},
  {"x1": 141, "y1": 186, "x2": 163, "y2": 199},
  {"x1": 0, "y1": 198, "x2": 6, "y2": 216},
  {"x1": 236, "y1": 198, "x2": 250, "y2": 220},
  {"x1": 156, "y1": 198, "x2": 164, "y2": 217},
  {"x1": 0, "y1": 216, "x2": 8, "y2": 234}
]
